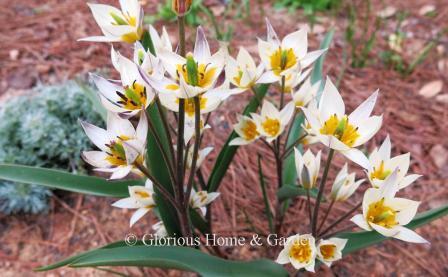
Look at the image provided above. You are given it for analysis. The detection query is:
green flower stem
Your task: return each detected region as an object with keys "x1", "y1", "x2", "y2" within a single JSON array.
[
  {"x1": 258, "y1": 154, "x2": 274, "y2": 233},
  {"x1": 319, "y1": 201, "x2": 362, "y2": 238},
  {"x1": 175, "y1": 14, "x2": 191, "y2": 237},
  {"x1": 133, "y1": 162, "x2": 179, "y2": 212},
  {"x1": 184, "y1": 96, "x2": 201, "y2": 210},
  {"x1": 280, "y1": 133, "x2": 308, "y2": 160},
  {"x1": 312, "y1": 148, "x2": 335, "y2": 236},
  {"x1": 317, "y1": 198, "x2": 335, "y2": 234}
]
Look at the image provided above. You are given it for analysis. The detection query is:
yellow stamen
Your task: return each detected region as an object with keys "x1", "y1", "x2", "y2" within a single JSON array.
[
  {"x1": 241, "y1": 120, "x2": 259, "y2": 140},
  {"x1": 370, "y1": 161, "x2": 392, "y2": 180},
  {"x1": 262, "y1": 118, "x2": 281, "y2": 137},
  {"x1": 181, "y1": 97, "x2": 207, "y2": 117},
  {"x1": 270, "y1": 48, "x2": 297, "y2": 76},
  {"x1": 289, "y1": 239, "x2": 312, "y2": 263},
  {"x1": 320, "y1": 115, "x2": 360, "y2": 147},
  {"x1": 117, "y1": 81, "x2": 147, "y2": 110},
  {"x1": 135, "y1": 191, "x2": 150, "y2": 198},
  {"x1": 176, "y1": 63, "x2": 216, "y2": 88},
  {"x1": 320, "y1": 244, "x2": 336, "y2": 260},
  {"x1": 367, "y1": 198, "x2": 397, "y2": 228}
]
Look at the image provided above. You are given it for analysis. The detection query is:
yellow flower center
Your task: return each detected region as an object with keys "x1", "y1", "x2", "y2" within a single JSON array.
[
  {"x1": 370, "y1": 161, "x2": 392, "y2": 181},
  {"x1": 233, "y1": 70, "x2": 244, "y2": 87},
  {"x1": 135, "y1": 190, "x2": 150, "y2": 198},
  {"x1": 262, "y1": 118, "x2": 281, "y2": 137},
  {"x1": 241, "y1": 120, "x2": 259, "y2": 140},
  {"x1": 367, "y1": 198, "x2": 398, "y2": 228},
  {"x1": 116, "y1": 81, "x2": 147, "y2": 110},
  {"x1": 320, "y1": 115, "x2": 360, "y2": 147},
  {"x1": 270, "y1": 47, "x2": 297, "y2": 76},
  {"x1": 176, "y1": 96, "x2": 208, "y2": 117},
  {"x1": 105, "y1": 136, "x2": 130, "y2": 166},
  {"x1": 176, "y1": 63, "x2": 217, "y2": 88},
  {"x1": 320, "y1": 244, "x2": 336, "y2": 260},
  {"x1": 289, "y1": 239, "x2": 312, "y2": 263}
]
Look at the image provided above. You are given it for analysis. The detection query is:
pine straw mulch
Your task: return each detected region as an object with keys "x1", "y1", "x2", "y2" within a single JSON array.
[{"x1": 0, "y1": 0, "x2": 447, "y2": 276}]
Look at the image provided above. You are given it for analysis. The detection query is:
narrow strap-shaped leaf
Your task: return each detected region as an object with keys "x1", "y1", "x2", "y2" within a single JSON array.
[
  {"x1": 340, "y1": 204, "x2": 448, "y2": 255},
  {"x1": 207, "y1": 84, "x2": 269, "y2": 192},
  {"x1": 36, "y1": 241, "x2": 131, "y2": 271},
  {"x1": 0, "y1": 164, "x2": 142, "y2": 197},
  {"x1": 257, "y1": 155, "x2": 274, "y2": 233},
  {"x1": 52, "y1": 245, "x2": 288, "y2": 276},
  {"x1": 277, "y1": 184, "x2": 319, "y2": 202},
  {"x1": 311, "y1": 28, "x2": 334, "y2": 99}
]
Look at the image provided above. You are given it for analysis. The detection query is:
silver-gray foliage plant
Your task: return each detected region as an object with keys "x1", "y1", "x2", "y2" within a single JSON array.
[{"x1": 0, "y1": 81, "x2": 103, "y2": 214}]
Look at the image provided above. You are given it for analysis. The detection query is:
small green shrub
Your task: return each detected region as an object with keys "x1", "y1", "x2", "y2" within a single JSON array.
[{"x1": 0, "y1": 81, "x2": 103, "y2": 214}]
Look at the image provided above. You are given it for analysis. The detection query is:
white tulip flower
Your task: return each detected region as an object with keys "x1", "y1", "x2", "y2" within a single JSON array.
[
  {"x1": 186, "y1": 147, "x2": 213, "y2": 169},
  {"x1": 112, "y1": 179, "x2": 155, "y2": 227},
  {"x1": 80, "y1": 112, "x2": 147, "y2": 179},
  {"x1": 316, "y1": 238, "x2": 347, "y2": 267},
  {"x1": 190, "y1": 189, "x2": 220, "y2": 215},
  {"x1": 91, "y1": 49, "x2": 156, "y2": 118},
  {"x1": 292, "y1": 78, "x2": 321, "y2": 109},
  {"x1": 258, "y1": 18, "x2": 327, "y2": 80},
  {"x1": 351, "y1": 170, "x2": 428, "y2": 243},
  {"x1": 80, "y1": 0, "x2": 143, "y2": 43},
  {"x1": 276, "y1": 234, "x2": 317, "y2": 272},
  {"x1": 251, "y1": 101, "x2": 295, "y2": 142},
  {"x1": 302, "y1": 77, "x2": 382, "y2": 168},
  {"x1": 368, "y1": 135, "x2": 421, "y2": 189},
  {"x1": 330, "y1": 164, "x2": 364, "y2": 202},
  {"x1": 141, "y1": 27, "x2": 227, "y2": 99},
  {"x1": 229, "y1": 115, "x2": 261, "y2": 146},
  {"x1": 152, "y1": 221, "x2": 168, "y2": 238},
  {"x1": 294, "y1": 148, "x2": 321, "y2": 189},
  {"x1": 225, "y1": 47, "x2": 276, "y2": 91}
]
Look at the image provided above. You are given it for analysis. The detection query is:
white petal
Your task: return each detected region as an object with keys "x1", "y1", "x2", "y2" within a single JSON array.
[
  {"x1": 257, "y1": 70, "x2": 278, "y2": 84},
  {"x1": 110, "y1": 166, "x2": 132, "y2": 180},
  {"x1": 130, "y1": 207, "x2": 150, "y2": 227},
  {"x1": 301, "y1": 49, "x2": 327, "y2": 68},
  {"x1": 107, "y1": 112, "x2": 135, "y2": 139},
  {"x1": 348, "y1": 90, "x2": 379, "y2": 126},
  {"x1": 341, "y1": 148, "x2": 370, "y2": 169},
  {"x1": 393, "y1": 226, "x2": 429, "y2": 244},
  {"x1": 378, "y1": 135, "x2": 391, "y2": 160},
  {"x1": 193, "y1": 26, "x2": 211, "y2": 63},
  {"x1": 351, "y1": 214, "x2": 371, "y2": 231},
  {"x1": 275, "y1": 249, "x2": 290, "y2": 264},
  {"x1": 79, "y1": 120, "x2": 110, "y2": 152},
  {"x1": 353, "y1": 115, "x2": 383, "y2": 147},
  {"x1": 265, "y1": 18, "x2": 280, "y2": 44},
  {"x1": 399, "y1": 174, "x2": 421, "y2": 189},
  {"x1": 370, "y1": 223, "x2": 400, "y2": 237},
  {"x1": 319, "y1": 77, "x2": 345, "y2": 120},
  {"x1": 112, "y1": 197, "x2": 141, "y2": 209},
  {"x1": 82, "y1": 151, "x2": 110, "y2": 168},
  {"x1": 283, "y1": 29, "x2": 307, "y2": 58},
  {"x1": 136, "y1": 111, "x2": 148, "y2": 143}
]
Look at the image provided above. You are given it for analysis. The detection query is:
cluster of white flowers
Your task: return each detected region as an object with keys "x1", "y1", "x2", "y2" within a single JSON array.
[
  {"x1": 79, "y1": 0, "x2": 427, "y2": 270},
  {"x1": 276, "y1": 234, "x2": 347, "y2": 272}
]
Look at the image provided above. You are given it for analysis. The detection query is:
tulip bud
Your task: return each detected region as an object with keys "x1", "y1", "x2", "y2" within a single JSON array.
[{"x1": 172, "y1": 0, "x2": 192, "y2": 15}]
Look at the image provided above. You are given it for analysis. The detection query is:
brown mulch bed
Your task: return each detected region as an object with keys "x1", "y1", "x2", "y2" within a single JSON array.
[{"x1": 0, "y1": 0, "x2": 447, "y2": 276}]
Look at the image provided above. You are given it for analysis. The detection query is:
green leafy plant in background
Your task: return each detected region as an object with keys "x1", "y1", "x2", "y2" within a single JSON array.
[
  {"x1": 274, "y1": 0, "x2": 340, "y2": 27},
  {"x1": 380, "y1": 12, "x2": 445, "y2": 76},
  {"x1": 345, "y1": 0, "x2": 381, "y2": 68},
  {"x1": 0, "y1": 81, "x2": 102, "y2": 214}
]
